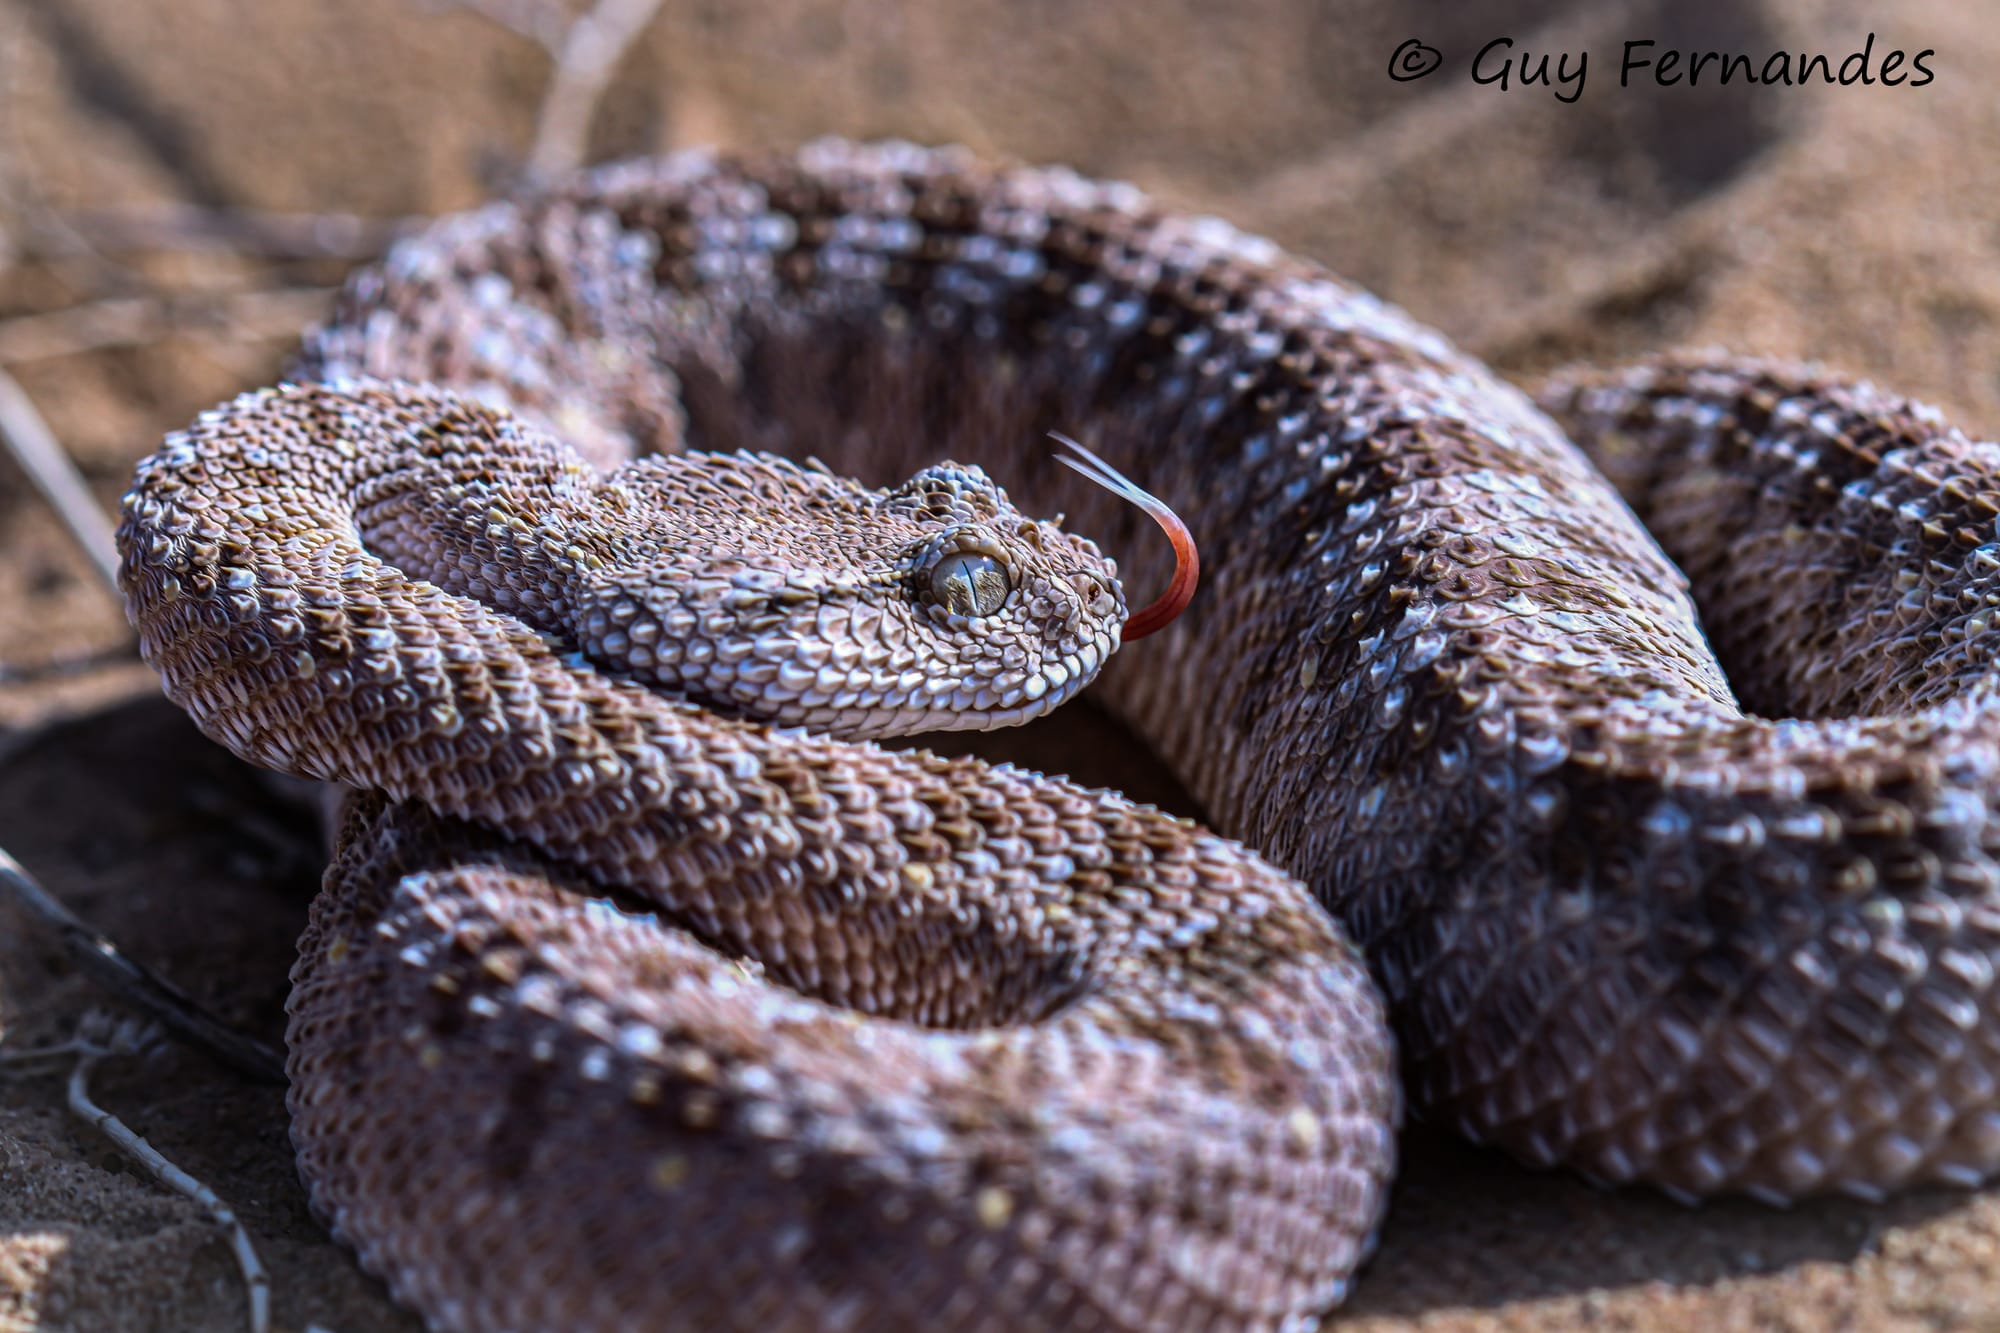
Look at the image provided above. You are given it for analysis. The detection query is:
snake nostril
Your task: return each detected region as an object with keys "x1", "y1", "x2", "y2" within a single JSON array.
[{"x1": 1065, "y1": 571, "x2": 1116, "y2": 620}]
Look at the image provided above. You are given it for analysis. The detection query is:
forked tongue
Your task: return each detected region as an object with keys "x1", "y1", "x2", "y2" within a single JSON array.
[{"x1": 1050, "y1": 433, "x2": 1199, "y2": 641}]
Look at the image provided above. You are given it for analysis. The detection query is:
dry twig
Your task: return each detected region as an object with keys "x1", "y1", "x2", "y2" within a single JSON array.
[
  {"x1": 420, "y1": 0, "x2": 571, "y2": 54},
  {"x1": 0, "y1": 287, "x2": 337, "y2": 365},
  {"x1": 0, "y1": 1011, "x2": 272, "y2": 1333},
  {"x1": 526, "y1": 0, "x2": 667, "y2": 182},
  {"x1": 447, "y1": 0, "x2": 670, "y2": 183},
  {"x1": 0, "y1": 639, "x2": 139, "y2": 686},
  {"x1": 0, "y1": 844, "x2": 287, "y2": 1084},
  {"x1": 68, "y1": 1034, "x2": 273, "y2": 1333},
  {"x1": 53, "y1": 205, "x2": 409, "y2": 261},
  {"x1": 0, "y1": 367, "x2": 119, "y2": 591}
]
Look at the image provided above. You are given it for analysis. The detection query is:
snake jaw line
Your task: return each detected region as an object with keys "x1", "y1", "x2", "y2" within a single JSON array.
[{"x1": 1049, "y1": 431, "x2": 1200, "y2": 641}]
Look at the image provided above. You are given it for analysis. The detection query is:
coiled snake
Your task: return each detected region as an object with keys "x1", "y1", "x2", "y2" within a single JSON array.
[{"x1": 115, "y1": 140, "x2": 2000, "y2": 1331}]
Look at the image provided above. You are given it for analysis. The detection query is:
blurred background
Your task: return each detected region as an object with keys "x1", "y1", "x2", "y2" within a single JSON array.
[{"x1": 1, "y1": 0, "x2": 1997, "y2": 1329}]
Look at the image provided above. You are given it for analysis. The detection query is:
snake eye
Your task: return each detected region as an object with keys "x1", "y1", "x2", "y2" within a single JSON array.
[{"x1": 930, "y1": 552, "x2": 1011, "y2": 616}]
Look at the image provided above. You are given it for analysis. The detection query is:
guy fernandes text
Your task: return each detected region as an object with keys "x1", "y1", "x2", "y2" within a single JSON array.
[{"x1": 1388, "y1": 32, "x2": 1935, "y2": 103}]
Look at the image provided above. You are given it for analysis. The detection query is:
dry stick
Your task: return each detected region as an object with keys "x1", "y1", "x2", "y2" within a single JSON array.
[
  {"x1": 0, "y1": 289, "x2": 334, "y2": 603},
  {"x1": 0, "y1": 288, "x2": 337, "y2": 366},
  {"x1": 0, "y1": 367, "x2": 119, "y2": 591},
  {"x1": 68, "y1": 1042, "x2": 273, "y2": 1333},
  {"x1": 0, "y1": 134, "x2": 145, "y2": 294},
  {"x1": 0, "y1": 1025, "x2": 274, "y2": 1333},
  {"x1": 0, "y1": 1012, "x2": 273, "y2": 1333},
  {"x1": 522, "y1": 0, "x2": 669, "y2": 183},
  {"x1": 0, "y1": 639, "x2": 146, "y2": 777},
  {"x1": 0, "y1": 845, "x2": 287, "y2": 1084},
  {"x1": 421, "y1": 0, "x2": 569, "y2": 55},
  {"x1": 55, "y1": 205, "x2": 408, "y2": 261},
  {"x1": 0, "y1": 639, "x2": 140, "y2": 685}
]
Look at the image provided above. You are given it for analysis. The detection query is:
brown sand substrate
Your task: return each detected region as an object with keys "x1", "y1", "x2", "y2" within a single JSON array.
[{"x1": 5, "y1": 0, "x2": 2000, "y2": 1328}]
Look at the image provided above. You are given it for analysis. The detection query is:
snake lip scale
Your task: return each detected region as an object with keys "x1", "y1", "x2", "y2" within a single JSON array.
[{"x1": 114, "y1": 137, "x2": 2000, "y2": 1332}]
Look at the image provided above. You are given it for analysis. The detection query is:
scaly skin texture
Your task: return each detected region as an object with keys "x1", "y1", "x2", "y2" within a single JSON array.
[{"x1": 116, "y1": 139, "x2": 2000, "y2": 1330}]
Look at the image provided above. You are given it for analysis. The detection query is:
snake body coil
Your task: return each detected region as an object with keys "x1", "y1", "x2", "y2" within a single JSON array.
[{"x1": 116, "y1": 141, "x2": 2000, "y2": 1331}]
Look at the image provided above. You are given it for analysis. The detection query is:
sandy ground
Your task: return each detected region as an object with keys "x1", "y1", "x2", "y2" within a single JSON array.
[{"x1": 4, "y1": 0, "x2": 2000, "y2": 1328}]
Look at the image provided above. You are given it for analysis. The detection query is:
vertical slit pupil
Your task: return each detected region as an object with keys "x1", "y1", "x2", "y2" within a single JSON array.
[{"x1": 934, "y1": 553, "x2": 1008, "y2": 616}]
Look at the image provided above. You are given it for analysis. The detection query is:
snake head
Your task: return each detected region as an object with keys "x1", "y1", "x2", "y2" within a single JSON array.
[{"x1": 567, "y1": 451, "x2": 1129, "y2": 740}]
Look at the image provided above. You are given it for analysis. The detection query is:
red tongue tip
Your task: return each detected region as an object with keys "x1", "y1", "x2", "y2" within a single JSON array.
[
  {"x1": 1119, "y1": 500, "x2": 1199, "y2": 640},
  {"x1": 1046, "y1": 432, "x2": 1200, "y2": 641}
]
